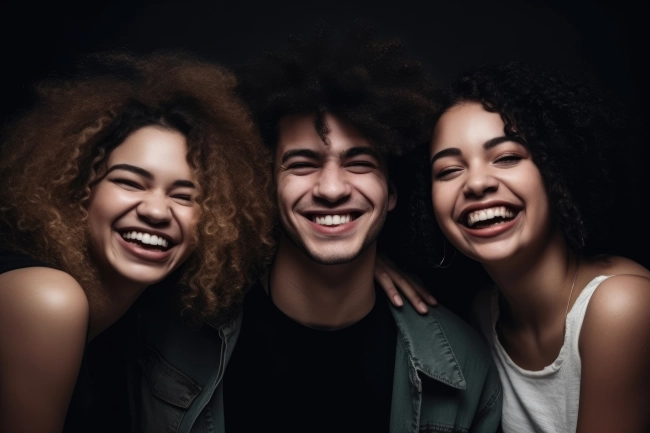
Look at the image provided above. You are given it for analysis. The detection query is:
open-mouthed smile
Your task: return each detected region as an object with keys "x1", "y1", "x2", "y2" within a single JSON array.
[
  {"x1": 457, "y1": 203, "x2": 522, "y2": 238},
  {"x1": 305, "y1": 212, "x2": 362, "y2": 227},
  {"x1": 463, "y1": 205, "x2": 518, "y2": 229},
  {"x1": 117, "y1": 228, "x2": 175, "y2": 251}
]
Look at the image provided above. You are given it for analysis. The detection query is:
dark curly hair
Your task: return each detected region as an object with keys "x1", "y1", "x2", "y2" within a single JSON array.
[
  {"x1": 237, "y1": 24, "x2": 438, "y2": 157},
  {"x1": 0, "y1": 52, "x2": 276, "y2": 323},
  {"x1": 406, "y1": 61, "x2": 638, "y2": 266}
]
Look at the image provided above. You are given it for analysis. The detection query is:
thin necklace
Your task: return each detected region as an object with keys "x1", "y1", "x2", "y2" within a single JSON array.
[{"x1": 564, "y1": 257, "x2": 580, "y2": 326}]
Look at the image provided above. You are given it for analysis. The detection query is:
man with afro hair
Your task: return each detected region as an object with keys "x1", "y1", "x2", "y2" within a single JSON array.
[{"x1": 130, "y1": 26, "x2": 502, "y2": 433}]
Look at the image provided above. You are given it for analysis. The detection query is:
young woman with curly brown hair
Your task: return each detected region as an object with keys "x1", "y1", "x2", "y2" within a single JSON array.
[
  {"x1": 425, "y1": 62, "x2": 650, "y2": 432},
  {"x1": 0, "y1": 52, "x2": 275, "y2": 433}
]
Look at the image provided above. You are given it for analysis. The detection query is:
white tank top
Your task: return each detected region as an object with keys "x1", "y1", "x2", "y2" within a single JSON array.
[{"x1": 475, "y1": 275, "x2": 611, "y2": 433}]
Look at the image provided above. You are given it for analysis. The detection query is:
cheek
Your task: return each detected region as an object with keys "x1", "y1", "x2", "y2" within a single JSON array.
[
  {"x1": 87, "y1": 187, "x2": 136, "y2": 231},
  {"x1": 87, "y1": 187, "x2": 113, "y2": 231},
  {"x1": 179, "y1": 207, "x2": 199, "y2": 241},
  {"x1": 277, "y1": 176, "x2": 309, "y2": 207}
]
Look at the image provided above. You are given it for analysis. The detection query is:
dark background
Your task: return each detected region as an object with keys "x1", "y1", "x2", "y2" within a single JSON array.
[{"x1": 2, "y1": 0, "x2": 648, "y2": 318}]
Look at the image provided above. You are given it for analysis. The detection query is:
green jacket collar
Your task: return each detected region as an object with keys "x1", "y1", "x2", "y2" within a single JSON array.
[{"x1": 388, "y1": 300, "x2": 466, "y2": 390}]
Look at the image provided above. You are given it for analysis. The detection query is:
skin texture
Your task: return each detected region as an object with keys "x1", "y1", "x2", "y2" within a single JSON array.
[
  {"x1": 275, "y1": 113, "x2": 396, "y2": 265},
  {"x1": 88, "y1": 126, "x2": 198, "y2": 293},
  {"x1": 0, "y1": 268, "x2": 88, "y2": 433},
  {"x1": 430, "y1": 102, "x2": 650, "y2": 432},
  {"x1": 0, "y1": 126, "x2": 198, "y2": 433},
  {"x1": 270, "y1": 113, "x2": 398, "y2": 329},
  {"x1": 430, "y1": 102, "x2": 552, "y2": 267}
]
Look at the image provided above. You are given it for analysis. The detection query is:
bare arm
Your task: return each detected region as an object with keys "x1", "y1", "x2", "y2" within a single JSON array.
[
  {"x1": 577, "y1": 274, "x2": 650, "y2": 433},
  {"x1": 0, "y1": 267, "x2": 89, "y2": 433},
  {"x1": 374, "y1": 254, "x2": 437, "y2": 314}
]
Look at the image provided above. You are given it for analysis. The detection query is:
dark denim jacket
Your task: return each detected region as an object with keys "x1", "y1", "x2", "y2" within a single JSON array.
[{"x1": 129, "y1": 298, "x2": 502, "y2": 433}]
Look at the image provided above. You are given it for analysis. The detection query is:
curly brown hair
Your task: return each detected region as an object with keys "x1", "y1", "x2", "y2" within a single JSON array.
[{"x1": 0, "y1": 52, "x2": 276, "y2": 322}]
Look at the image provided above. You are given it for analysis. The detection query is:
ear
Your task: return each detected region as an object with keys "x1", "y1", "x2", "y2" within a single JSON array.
[{"x1": 387, "y1": 180, "x2": 397, "y2": 211}]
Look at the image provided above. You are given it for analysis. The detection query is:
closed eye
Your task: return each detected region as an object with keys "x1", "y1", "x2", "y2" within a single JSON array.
[
  {"x1": 434, "y1": 166, "x2": 463, "y2": 180},
  {"x1": 288, "y1": 162, "x2": 318, "y2": 169},
  {"x1": 346, "y1": 160, "x2": 377, "y2": 173},
  {"x1": 171, "y1": 194, "x2": 194, "y2": 205},
  {"x1": 112, "y1": 178, "x2": 144, "y2": 190},
  {"x1": 494, "y1": 154, "x2": 523, "y2": 165},
  {"x1": 283, "y1": 161, "x2": 320, "y2": 175}
]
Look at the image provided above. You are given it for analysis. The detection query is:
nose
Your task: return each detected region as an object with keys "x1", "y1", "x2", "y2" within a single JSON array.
[
  {"x1": 136, "y1": 191, "x2": 172, "y2": 225},
  {"x1": 313, "y1": 163, "x2": 352, "y2": 203},
  {"x1": 462, "y1": 168, "x2": 499, "y2": 198}
]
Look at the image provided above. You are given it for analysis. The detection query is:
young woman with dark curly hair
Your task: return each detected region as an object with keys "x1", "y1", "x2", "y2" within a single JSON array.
[
  {"x1": 0, "y1": 52, "x2": 276, "y2": 433},
  {"x1": 425, "y1": 62, "x2": 650, "y2": 432}
]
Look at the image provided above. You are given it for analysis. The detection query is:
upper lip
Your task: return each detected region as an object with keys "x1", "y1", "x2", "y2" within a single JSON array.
[
  {"x1": 458, "y1": 200, "x2": 521, "y2": 223},
  {"x1": 300, "y1": 208, "x2": 364, "y2": 217},
  {"x1": 115, "y1": 226, "x2": 177, "y2": 245}
]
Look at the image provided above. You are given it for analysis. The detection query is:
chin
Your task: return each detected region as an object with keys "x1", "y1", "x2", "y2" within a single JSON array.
[
  {"x1": 462, "y1": 243, "x2": 525, "y2": 266},
  {"x1": 112, "y1": 262, "x2": 172, "y2": 287},
  {"x1": 302, "y1": 242, "x2": 366, "y2": 265}
]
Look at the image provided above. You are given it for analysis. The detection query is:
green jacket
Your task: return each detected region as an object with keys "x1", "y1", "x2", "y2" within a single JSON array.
[{"x1": 130, "y1": 297, "x2": 502, "y2": 433}]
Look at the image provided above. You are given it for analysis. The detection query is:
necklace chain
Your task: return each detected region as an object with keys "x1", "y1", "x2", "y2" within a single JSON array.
[{"x1": 564, "y1": 257, "x2": 580, "y2": 322}]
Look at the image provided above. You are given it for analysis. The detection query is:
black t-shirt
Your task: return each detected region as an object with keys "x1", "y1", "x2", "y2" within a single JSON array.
[
  {"x1": 223, "y1": 282, "x2": 397, "y2": 433},
  {"x1": 0, "y1": 250, "x2": 133, "y2": 433}
]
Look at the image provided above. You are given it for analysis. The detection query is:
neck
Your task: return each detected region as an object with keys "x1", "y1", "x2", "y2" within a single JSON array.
[
  {"x1": 269, "y1": 234, "x2": 377, "y2": 330},
  {"x1": 483, "y1": 229, "x2": 578, "y2": 333},
  {"x1": 87, "y1": 276, "x2": 147, "y2": 342}
]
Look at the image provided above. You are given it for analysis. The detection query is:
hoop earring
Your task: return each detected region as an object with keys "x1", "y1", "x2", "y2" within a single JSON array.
[{"x1": 434, "y1": 237, "x2": 456, "y2": 269}]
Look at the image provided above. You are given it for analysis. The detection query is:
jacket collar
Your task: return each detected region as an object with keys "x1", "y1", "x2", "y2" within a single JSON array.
[{"x1": 388, "y1": 301, "x2": 466, "y2": 390}]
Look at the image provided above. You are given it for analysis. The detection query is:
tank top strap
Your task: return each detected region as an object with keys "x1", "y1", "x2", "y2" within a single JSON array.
[{"x1": 565, "y1": 275, "x2": 611, "y2": 354}]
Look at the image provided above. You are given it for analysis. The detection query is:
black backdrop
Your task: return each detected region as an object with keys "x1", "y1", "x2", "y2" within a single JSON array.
[{"x1": 2, "y1": 0, "x2": 648, "y2": 318}]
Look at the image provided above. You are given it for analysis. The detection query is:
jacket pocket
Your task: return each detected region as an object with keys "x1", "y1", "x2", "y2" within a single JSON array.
[{"x1": 138, "y1": 345, "x2": 203, "y2": 433}]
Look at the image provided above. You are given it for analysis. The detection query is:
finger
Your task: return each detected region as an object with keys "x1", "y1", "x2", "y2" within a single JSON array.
[
  {"x1": 387, "y1": 271, "x2": 429, "y2": 314},
  {"x1": 376, "y1": 255, "x2": 429, "y2": 313},
  {"x1": 374, "y1": 269, "x2": 404, "y2": 307},
  {"x1": 403, "y1": 273, "x2": 438, "y2": 306}
]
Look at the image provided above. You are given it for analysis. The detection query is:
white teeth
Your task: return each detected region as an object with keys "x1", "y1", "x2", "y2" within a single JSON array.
[
  {"x1": 121, "y1": 231, "x2": 171, "y2": 248},
  {"x1": 313, "y1": 214, "x2": 352, "y2": 226},
  {"x1": 467, "y1": 206, "x2": 517, "y2": 227}
]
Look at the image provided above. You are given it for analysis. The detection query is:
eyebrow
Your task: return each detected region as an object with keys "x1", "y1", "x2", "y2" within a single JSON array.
[
  {"x1": 342, "y1": 147, "x2": 381, "y2": 160},
  {"x1": 281, "y1": 149, "x2": 321, "y2": 164},
  {"x1": 281, "y1": 146, "x2": 381, "y2": 164},
  {"x1": 106, "y1": 164, "x2": 196, "y2": 188},
  {"x1": 430, "y1": 136, "x2": 522, "y2": 166}
]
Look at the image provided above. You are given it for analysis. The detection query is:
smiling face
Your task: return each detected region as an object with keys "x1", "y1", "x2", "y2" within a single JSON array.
[
  {"x1": 87, "y1": 126, "x2": 198, "y2": 288},
  {"x1": 275, "y1": 113, "x2": 396, "y2": 265},
  {"x1": 430, "y1": 102, "x2": 555, "y2": 264}
]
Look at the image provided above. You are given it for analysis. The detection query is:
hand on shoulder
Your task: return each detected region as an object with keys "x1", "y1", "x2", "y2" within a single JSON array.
[{"x1": 0, "y1": 267, "x2": 89, "y2": 433}]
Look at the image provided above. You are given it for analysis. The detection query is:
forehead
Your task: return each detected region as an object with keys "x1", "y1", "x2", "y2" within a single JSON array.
[
  {"x1": 276, "y1": 113, "x2": 373, "y2": 156},
  {"x1": 431, "y1": 102, "x2": 506, "y2": 153},
  {"x1": 109, "y1": 126, "x2": 191, "y2": 173}
]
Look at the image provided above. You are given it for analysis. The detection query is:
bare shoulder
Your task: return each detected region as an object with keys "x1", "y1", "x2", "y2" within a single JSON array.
[
  {"x1": 0, "y1": 267, "x2": 89, "y2": 431},
  {"x1": 0, "y1": 267, "x2": 89, "y2": 330},
  {"x1": 581, "y1": 273, "x2": 650, "y2": 349},
  {"x1": 577, "y1": 270, "x2": 650, "y2": 431}
]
